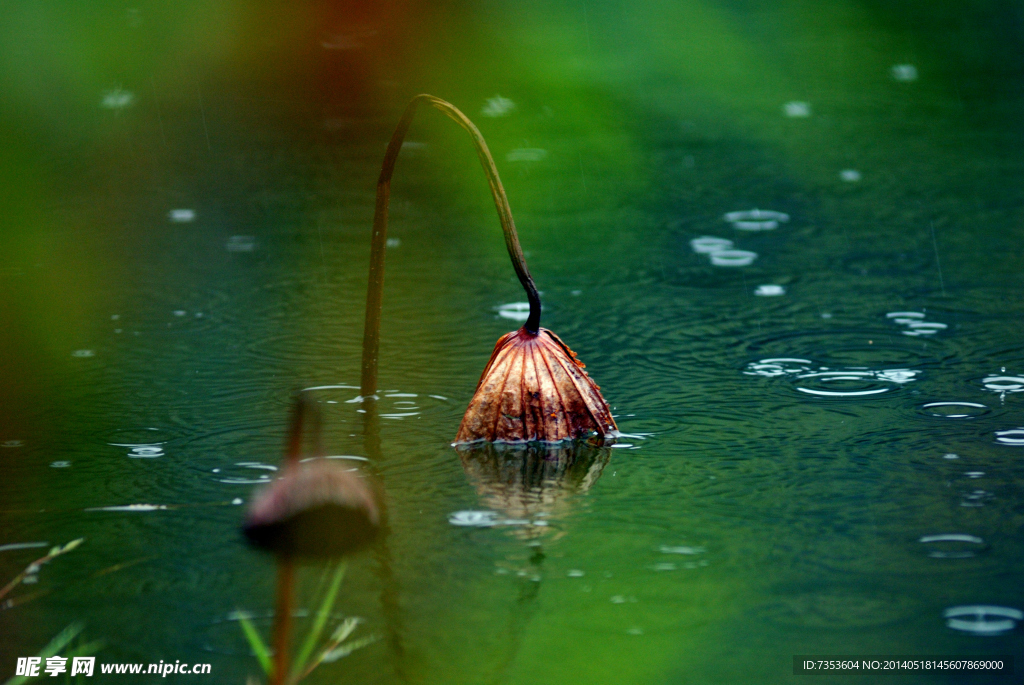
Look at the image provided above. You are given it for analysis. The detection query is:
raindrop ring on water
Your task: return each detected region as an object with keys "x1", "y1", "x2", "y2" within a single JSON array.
[
  {"x1": 944, "y1": 605, "x2": 1022, "y2": 635},
  {"x1": 918, "y1": 534, "x2": 985, "y2": 559},
  {"x1": 689, "y1": 236, "x2": 733, "y2": 254},
  {"x1": 995, "y1": 428, "x2": 1024, "y2": 446},
  {"x1": 709, "y1": 250, "x2": 757, "y2": 267},
  {"x1": 920, "y1": 402, "x2": 989, "y2": 419}
]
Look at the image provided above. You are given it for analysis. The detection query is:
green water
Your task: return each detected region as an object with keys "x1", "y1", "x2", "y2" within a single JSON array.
[{"x1": 2, "y1": 1, "x2": 1023, "y2": 683}]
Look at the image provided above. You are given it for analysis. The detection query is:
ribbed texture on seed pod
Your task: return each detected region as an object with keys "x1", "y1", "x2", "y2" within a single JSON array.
[{"x1": 455, "y1": 327, "x2": 617, "y2": 443}]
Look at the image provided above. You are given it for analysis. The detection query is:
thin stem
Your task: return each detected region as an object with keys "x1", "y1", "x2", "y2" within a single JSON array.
[
  {"x1": 360, "y1": 94, "x2": 541, "y2": 398},
  {"x1": 271, "y1": 559, "x2": 295, "y2": 685}
]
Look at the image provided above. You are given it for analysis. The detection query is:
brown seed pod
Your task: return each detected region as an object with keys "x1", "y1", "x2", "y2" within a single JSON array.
[
  {"x1": 243, "y1": 459, "x2": 381, "y2": 559},
  {"x1": 360, "y1": 95, "x2": 617, "y2": 443},
  {"x1": 456, "y1": 327, "x2": 616, "y2": 443}
]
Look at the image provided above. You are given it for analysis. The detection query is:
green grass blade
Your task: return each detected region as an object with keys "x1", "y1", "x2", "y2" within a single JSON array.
[
  {"x1": 3, "y1": 623, "x2": 84, "y2": 685},
  {"x1": 290, "y1": 562, "x2": 346, "y2": 680},
  {"x1": 320, "y1": 634, "x2": 380, "y2": 663},
  {"x1": 236, "y1": 612, "x2": 272, "y2": 676}
]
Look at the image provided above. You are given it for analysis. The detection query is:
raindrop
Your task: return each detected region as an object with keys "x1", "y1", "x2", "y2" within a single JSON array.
[
  {"x1": 960, "y1": 490, "x2": 994, "y2": 507},
  {"x1": 944, "y1": 605, "x2": 1021, "y2": 635},
  {"x1": 964, "y1": 471, "x2": 985, "y2": 479},
  {"x1": 385, "y1": 238, "x2": 400, "y2": 248},
  {"x1": 50, "y1": 461, "x2": 71, "y2": 468},
  {"x1": 497, "y1": 302, "x2": 531, "y2": 322},
  {"x1": 982, "y1": 375, "x2": 1024, "y2": 402},
  {"x1": 72, "y1": 350, "x2": 95, "y2": 358},
  {"x1": 891, "y1": 64, "x2": 919, "y2": 82},
  {"x1": 995, "y1": 428, "x2": 1024, "y2": 446},
  {"x1": 783, "y1": 101, "x2": 811, "y2": 117},
  {"x1": 127, "y1": 446, "x2": 164, "y2": 458},
  {"x1": 101, "y1": 88, "x2": 134, "y2": 109},
  {"x1": 216, "y1": 462, "x2": 276, "y2": 484},
  {"x1": 226, "y1": 236, "x2": 256, "y2": 252},
  {"x1": 689, "y1": 236, "x2": 733, "y2": 254},
  {"x1": 231, "y1": 498, "x2": 243, "y2": 505},
  {"x1": 88, "y1": 504, "x2": 168, "y2": 512},
  {"x1": 709, "y1": 250, "x2": 758, "y2": 267},
  {"x1": 724, "y1": 209, "x2": 790, "y2": 231},
  {"x1": 449, "y1": 511, "x2": 500, "y2": 527},
  {"x1": 919, "y1": 534, "x2": 985, "y2": 558},
  {"x1": 481, "y1": 95, "x2": 516, "y2": 117},
  {"x1": 567, "y1": 569, "x2": 585, "y2": 577},
  {"x1": 921, "y1": 401, "x2": 988, "y2": 418},
  {"x1": 943, "y1": 453, "x2": 960, "y2": 460},
  {"x1": 168, "y1": 209, "x2": 195, "y2": 223},
  {"x1": 755, "y1": 285, "x2": 785, "y2": 297},
  {"x1": 660, "y1": 545, "x2": 705, "y2": 555},
  {"x1": 840, "y1": 169, "x2": 861, "y2": 182},
  {"x1": 173, "y1": 310, "x2": 186, "y2": 317},
  {"x1": 506, "y1": 148, "x2": 548, "y2": 162}
]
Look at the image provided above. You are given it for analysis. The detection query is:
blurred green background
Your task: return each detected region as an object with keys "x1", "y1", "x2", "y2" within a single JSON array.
[{"x1": 2, "y1": 1, "x2": 1023, "y2": 683}]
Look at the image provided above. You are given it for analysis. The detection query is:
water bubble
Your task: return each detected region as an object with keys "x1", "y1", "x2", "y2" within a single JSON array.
[
  {"x1": 385, "y1": 238, "x2": 401, "y2": 248},
  {"x1": 481, "y1": 95, "x2": 516, "y2": 117},
  {"x1": 709, "y1": 250, "x2": 757, "y2": 267},
  {"x1": 965, "y1": 471, "x2": 985, "y2": 479},
  {"x1": 919, "y1": 534, "x2": 985, "y2": 558},
  {"x1": 920, "y1": 401, "x2": 989, "y2": 418},
  {"x1": 101, "y1": 88, "x2": 134, "y2": 109},
  {"x1": 506, "y1": 148, "x2": 548, "y2": 162},
  {"x1": 886, "y1": 311, "x2": 925, "y2": 319},
  {"x1": 72, "y1": 350, "x2": 95, "y2": 358},
  {"x1": 567, "y1": 569, "x2": 585, "y2": 577},
  {"x1": 50, "y1": 461, "x2": 71, "y2": 468},
  {"x1": 173, "y1": 310, "x2": 186, "y2": 317},
  {"x1": 944, "y1": 605, "x2": 1021, "y2": 635},
  {"x1": 1, "y1": 440, "x2": 24, "y2": 448},
  {"x1": 225, "y1": 236, "x2": 256, "y2": 252},
  {"x1": 839, "y1": 169, "x2": 861, "y2": 182},
  {"x1": 943, "y1": 453, "x2": 960, "y2": 460},
  {"x1": 231, "y1": 498, "x2": 243, "y2": 505},
  {"x1": 783, "y1": 101, "x2": 811, "y2": 117},
  {"x1": 689, "y1": 236, "x2": 733, "y2": 254},
  {"x1": 497, "y1": 302, "x2": 531, "y2": 322},
  {"x1": 168, "y1": 209, "x2": 195, "y2": 223},
  {"x1": 754, "y1": 285, "x2": 785, "y2": 297},
  {"x1": 891, "y1": 64, "x2": 919, "y2": 82},
  {"x1": 994, "y1": 428, "x2": 1024, "y2": 446}
]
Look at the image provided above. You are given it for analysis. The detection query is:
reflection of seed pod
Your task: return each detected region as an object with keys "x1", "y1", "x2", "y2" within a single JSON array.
[{"x1": 244, "y1": 460, "x2": 380, "y2": 559}]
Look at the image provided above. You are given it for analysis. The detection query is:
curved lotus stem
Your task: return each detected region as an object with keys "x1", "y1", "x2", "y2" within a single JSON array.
[{"x1": 360, "y1": 94, "x2": 541, "y2": 398}]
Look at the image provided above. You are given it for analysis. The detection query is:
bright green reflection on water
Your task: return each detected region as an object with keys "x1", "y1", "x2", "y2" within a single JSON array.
[{"x1": 2, "y1": 0, "x2": 1023, "y2": 683}]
